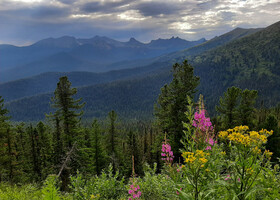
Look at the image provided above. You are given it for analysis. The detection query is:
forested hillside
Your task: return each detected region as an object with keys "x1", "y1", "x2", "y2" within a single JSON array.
[
  {"x1": 6, "y1": 70, "x2": 171, "y2": 121},
  {"x1": 0, "y1": 61, "x2": 167, "y2": 102},
  {"x1": 2, "y1": 21, "x2": 279, "y2": 121},
  {"x1": 194, "y1": 21, "x2": 280, "y2": 110}
]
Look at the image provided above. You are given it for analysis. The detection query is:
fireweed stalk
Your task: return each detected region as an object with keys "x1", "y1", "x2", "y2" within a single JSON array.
[
  {"x1": 182, "y1": 95, "x2": 216, "y2": 152},
  {"x1": 192, "y1": 95, "x2": 216, "y2": 150},
  {"x1": 161, "y1": 135, "x2": 174, "y2": 165},
  {"x1": 128, "y1": 156, "x2": 142, "y2": 200},
  {"x1": 179, "y1": 96, "x2": 216, "y2": 200},
  {"x1": 128, "y1": 184, "x2": 141, "y2": 200}
]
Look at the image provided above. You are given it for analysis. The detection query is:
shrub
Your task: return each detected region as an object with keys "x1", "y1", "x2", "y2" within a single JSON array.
[{"x1": 70, "y1": 164, "x2": 126, "y2": 200}]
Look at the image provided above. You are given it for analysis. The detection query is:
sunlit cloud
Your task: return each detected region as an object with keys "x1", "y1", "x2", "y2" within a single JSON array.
[
  {"x1": 0, "y1": 0, "x2": 279, "y2": 45},
  {"x1": 10, "y1": 0, "x2": 43, "y2": 3},
  {"x1": 118, "y1": 10, "x2": 148, "y2": 21}
]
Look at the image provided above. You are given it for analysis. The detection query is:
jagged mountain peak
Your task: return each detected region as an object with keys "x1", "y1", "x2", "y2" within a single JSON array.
[
  {"x1": 125, "y1": 37, "x2": 144, "y2": 46},
  {"x1": 32, "y1": 36, "x2": 78, "y2": 48}
]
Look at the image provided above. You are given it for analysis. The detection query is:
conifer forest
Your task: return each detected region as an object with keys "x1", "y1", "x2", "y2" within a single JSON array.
[
  {"x1": 0, "y1": 3, "x2": 280, "y2": 199},
  {"x1": 1, "y1": 59, "x2": 280, "y2": 200}
]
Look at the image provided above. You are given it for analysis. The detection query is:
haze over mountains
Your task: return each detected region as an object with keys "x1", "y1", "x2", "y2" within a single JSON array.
[
  {"x1": 0, "y1": 36, "x2": 206, "y2": 82},
  {"x1": 1, "y1": 20, "x2": 280, "y2": 121}
]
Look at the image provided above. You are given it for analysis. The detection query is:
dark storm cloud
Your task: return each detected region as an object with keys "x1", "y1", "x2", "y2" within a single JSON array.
[
  {"x1": 133, "y1": 1, "x2": 182, "y2": 17},
  {"x1": 31, "y1": 6, "x2": 70, "y2": 19},
  {"x1": 218, "y1": 11, "x2": 236, "y2": 21},
  {"x1": 57, "y1": 0, "x2": 77, "y2": 5}
]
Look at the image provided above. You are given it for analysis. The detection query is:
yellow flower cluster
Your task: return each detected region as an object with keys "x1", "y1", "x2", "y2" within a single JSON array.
[
  {"x1": 227, "y1": 132, "x2": 252, "y2": 146},
  {"x1": 252, "y1": 146, "x2": 261, "y2": 155},
  {"x1": 182, "y1": 152, "x2": 196, "y2": 163},
  {"x1": 199, "y1": 157, "x2": 207, "y2": 164},
  {"x1": 246, "y1": 167, "x2": 254, "y2": 175},
  {"x1": 90, "y1": 194, "x2": 100, "y2": 199},
  {"x1": 259, "y1": 129, "x2": 273, "y2": 136},
  {"x1": 249, "y1": 131, "x2": 267, "y2": 143},
  {"x1": 219, "y1": 131, "x2": 228, "y2": 139},
  {"x1": 264, "y1": 150, "x2": 273, "y2": 158},
  {"x1": 234, "y1": 125, "x2": 249, "y2": 132},
  {"x1": 218, "y1": 126, "x2": 273, "y2": 147},
  {"x1": 182, "y1": 150, "x2": 209, "y2": 168}
]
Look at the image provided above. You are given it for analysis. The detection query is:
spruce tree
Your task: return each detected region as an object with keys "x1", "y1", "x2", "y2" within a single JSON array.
[
  {"x1": 50, "y1": 76, "x2": 85, "y2": 149},
  {"x1": 127, "y1": 130, "x2": 141, "y2": 175},
  {"x1": 238, "y1": 89, "x2": 258, "y2": 127},
  {"x1": 155, "y1": 60, "x2": 199, "y2": 159},
  {"x1": 27, "y1": 125, "x2": 41, "y2": 181},
  {"x1": 107, "y1": 110, "x2": 118, "y2": 173},
  {"x1": 36, "y1": 121, "x2": 52, "y2": 178},
  {"x1": 216, "y1": 86, "x2": 242, "y2": 129},
  {"x1": 91, "y1": 119, "x2": 106, "y2": 175},
  {"x1": 53, "y1": 115, "x2": 63, "y2": 165},
  {"x1": 216, "y1": 87, "x2": 258, "y2": 129},
  {"x1": 264, "y1": 115, "x2": 280, "y2": 163},
  {"x1": 0, "y1": 96, "x2": 12, "y2": 182},
  {"x1": 48, "y1": 76, "x2": 84, "y2": 190},
  {"x1": 0, "y1": 96, "x2": 9, "y2": 123}
]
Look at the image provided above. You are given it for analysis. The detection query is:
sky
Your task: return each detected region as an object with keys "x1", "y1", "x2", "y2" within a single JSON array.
[{"x1": 0, "y1": 0, "x2": 279, "y2": 46}]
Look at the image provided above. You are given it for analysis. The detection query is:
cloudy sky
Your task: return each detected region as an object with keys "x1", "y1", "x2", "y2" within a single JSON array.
[{"x1": 0, "y1": 0, "x2": 279, "y2": 46}]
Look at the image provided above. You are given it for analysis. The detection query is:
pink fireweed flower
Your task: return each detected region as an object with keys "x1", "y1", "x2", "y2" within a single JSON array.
[
  {"x1": 208, "y1": 138, "x2": 214, "y2": 146},
  {"x1": 128, "y1": 183, "x2": 141, "y2": 199},
  {"x1": 205, "y1": 146, "x2": 212, "y2": 150},
  {"x1": 205, "y1": 137, "x2": 217, "y2": 150},
  {"x1": 193, "y1": 108, "x2": 216, "y2": 149},
  {"x1": 193, "y1": 109, "x2": 213, "y2": 132},
  {"x1": 225, "y1": 174, "x2": 231, "y2": 181},
  {"x1": 176, "y1": 188, "x2": 183, "y2": 195},
  {"x1": 161, "y1": 142, "x2": 174, "y2": 163}
]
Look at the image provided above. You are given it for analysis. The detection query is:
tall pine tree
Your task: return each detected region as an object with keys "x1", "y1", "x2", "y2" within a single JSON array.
[
  {"x1": 50, "y1": 76, "x2": 85, "y2": 149},
  {"x1": 238, "y1": 89, "x2": 258, "y2": 128},
  {"x1": 47, "y1": 76, "x2": 84, "y2": 190},
  {"x1": 0, "y1": 96, "x2": 11, "y2": 182},
  {"x1": 155, "y1": 60, "x2": 199, "y2": 159},
  {"x1": 91, "y1": 119, "x2": 107, "y2": 175},
  {"x1": 216, "y1": 86, "x2": 242, "y2": 129},
  {"x1": 216, "y1": 87, "x2": 258, "y2": 129},
  {"x1": 106, "y1": 110, "x2": 118, "y2": 173}
]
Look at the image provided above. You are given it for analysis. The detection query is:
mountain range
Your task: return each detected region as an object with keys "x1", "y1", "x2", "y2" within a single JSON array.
[
  {"x1": 1, "y1": 20, "x2": 280, "y2": 121},
  {"x1": 0, "y1": 36, "x2": 206, "y2": 82}
]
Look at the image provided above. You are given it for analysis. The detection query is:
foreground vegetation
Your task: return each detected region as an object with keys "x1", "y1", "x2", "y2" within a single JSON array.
[
  {"x1": 1, "y1": 117, "x2": 279, "y2": 199},
  {"x1": 1, "y1": 60, "x2": 280, "y2": 199}
]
